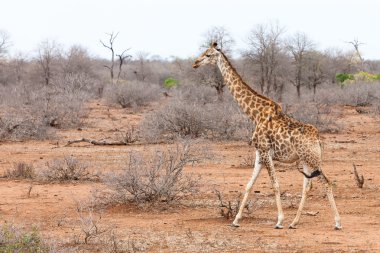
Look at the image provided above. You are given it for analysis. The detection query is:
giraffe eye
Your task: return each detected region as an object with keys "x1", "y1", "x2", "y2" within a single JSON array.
[{"x1": 206, "y1": 54, "x2": 211, "y2": 57}]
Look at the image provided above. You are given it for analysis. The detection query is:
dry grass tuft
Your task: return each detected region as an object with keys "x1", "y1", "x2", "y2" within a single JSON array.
[{"x1": 5, "y1": 162, "x2": 36, "y2": 179}]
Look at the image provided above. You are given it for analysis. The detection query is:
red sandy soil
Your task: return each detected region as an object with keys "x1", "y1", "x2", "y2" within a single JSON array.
[{"x1": 0, "y1": 100, "x2": 379, "y2": 252}]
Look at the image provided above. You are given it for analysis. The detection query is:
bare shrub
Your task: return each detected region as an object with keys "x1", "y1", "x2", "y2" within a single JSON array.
[
  {"x1": 215, "y1": 189, "x2": 253, "y2": 220},
  {"x1": 141, "y1": 100, "x2": 208, "y2": 141},
  {"x1": 42, "y1": 156, "x2": 90, "y2": 182},
  {"x1": 285, "y1": 103, "x2": 341, "y2": 133},
  {"x1": 105, "y1": 142, "x2": 204, "y2": 204},
  {"x1": 315, "y1": 82, "x2": 380, "y2": 106},
  {"x1": 140, "y1": 85, "x2": 252, "y2": 142},
  {"x1": 34, "y1": 73, "x2": 93, "y2": 128},
  {"x1": 0, "y1": 111, "x2": 50, "y2": 140},
  {"x1": 0, "y1": 222, "x2": 53, "y2": 252},
  {"x1": 207, "y1": 101, "x2": 253, "y2": 140},
  {"x1": 374, "y1": 100, "x2": 380, "y2": 115},
  {"x1": 75, "y1": 203, "x2": 108, "y2": 244},
  {"x1": 172, "y1": 83, "x2": 221, "y2": 104},
  {"x1": 0, "y1": 73, "x2": 95, "y2": 140},
  {"x1": 118, "y1": 125, "x2": 139, "y2": 144},
  {"x1": 6, "y1": 162, "x2": 36, "y2": 179},
  {"x1": 104, "y1": 81, "x2": 161, "y2": 109}
]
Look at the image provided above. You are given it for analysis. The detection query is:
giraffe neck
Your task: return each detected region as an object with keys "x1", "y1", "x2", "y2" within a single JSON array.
[{"x1": 216, "y1": 53, "x2": 280, "y2": 124}]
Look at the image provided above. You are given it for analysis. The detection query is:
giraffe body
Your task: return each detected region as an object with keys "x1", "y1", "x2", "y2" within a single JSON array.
[{"x1": 193, "y1": 43, "x2": 341, "y2": 230}]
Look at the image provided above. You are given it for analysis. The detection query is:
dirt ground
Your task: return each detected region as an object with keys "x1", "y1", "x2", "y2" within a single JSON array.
[{"x1": 0, "y1": 100, "x2": 379, "y2": 252}]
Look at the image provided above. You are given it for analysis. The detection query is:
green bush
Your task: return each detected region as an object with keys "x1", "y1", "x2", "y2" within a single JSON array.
[
  {"x1": 164, "y1": 77, "x2": 179, "y2": 89},
  {"x1": 335, "y1": 73, "x2": 354, "y2": 84},
  {"x1": 0, "y1": 223, "x2": 51, "y2": 252},
  {"x1": 336, "y1": 72, "x2": 380, "y2": 85},
  {"x1": 354, "y1": 71, "x2": 377, "y2": 82}
]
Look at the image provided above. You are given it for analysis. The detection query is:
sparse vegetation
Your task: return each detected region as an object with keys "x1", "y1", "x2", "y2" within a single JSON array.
[
  {"x1": 0, "y1": 223, "x2": 52, "y2": 253},
  {"x1": 75, "y1": 203, "x2": 108, "y2": 245},
  {"x1": 5, "y1": 162, "x2": 36, "y2": 179},
  {"x1": 285, "y1": 103, "x2": 342, "y2": 133},
  {"x1": 1, "y1": 17, "x2": 380, "y2": 253},
  {"x1": 105, "y1": 142, "x2": 204, "y2": 204},
  {"x1": 0, "y1": 73, "x2": 98, "y2": 141},
  {"x1": 42, "y1": 156, "x2": 90, "y2": 182},
  {"x1": 104, "y1": 81, "x2": 161, "y2": 109},
  {"x1": 140, "y1": 85, "x2": 252, "y2": 142},
  {"x1": 215, "y1": 190, "x2": 253, "y2": 220}
]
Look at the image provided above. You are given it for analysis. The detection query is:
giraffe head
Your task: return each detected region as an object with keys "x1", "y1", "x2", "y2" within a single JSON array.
[{"x1": 192, "y1": 42, "x2": 221, "y2": 69}]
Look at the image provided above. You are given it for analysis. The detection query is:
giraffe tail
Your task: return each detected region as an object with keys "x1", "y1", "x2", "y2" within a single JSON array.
[{"x1": 300, "y1": 170, "x2": 321, "y2": 179}]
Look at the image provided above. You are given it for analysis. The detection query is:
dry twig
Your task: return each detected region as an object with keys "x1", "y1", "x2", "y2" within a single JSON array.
[{"x1": 353, "y1": 163, "x2": 364, "y2": 188}]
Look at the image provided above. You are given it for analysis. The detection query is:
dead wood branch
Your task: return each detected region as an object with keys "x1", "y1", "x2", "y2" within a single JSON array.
[
  {"x1": 65, "y1": 138, "x2": 129, "y2": 147},
  {"x1": 353, "y1": 163, "x2": 364, "y2": 188}
]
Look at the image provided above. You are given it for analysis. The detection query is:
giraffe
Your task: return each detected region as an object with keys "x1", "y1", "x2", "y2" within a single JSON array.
[{"x1": 193, "y1": 43, "x2": 342, "y2": 230}]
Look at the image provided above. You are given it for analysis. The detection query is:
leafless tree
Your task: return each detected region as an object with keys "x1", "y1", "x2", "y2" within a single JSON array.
[
  {"x1": 198, "y1": 26, "x2": 235, "y2": 100},
  {"x1": 100, "y1": 32, "x2": 119, "y2": 83},
  {"x1": 244, "y1": 22, "x2": 285, "y2": 98},
  {"x1": 347, "y1": 38, "x2": 364, "y2": 71},
  {"x1": 36, "y1": 39, "x2": 61, "y2": 86},
  {"x1": 0, "y1": 30, "x2": 10, "y2": 57},
  {"x1": 304, "y1": 50, "x2": 326, "y2": 96},
  {"x1": 200, "y1": 26, "x2": 235, "y2": 56},
  {"x1": 116, "y1": 49, "x2": 132, "y2": 83},
  {"x1": 11, "y1": 53, "x2": 27, "y2": 84},
  {"x1": 286, "y1": 32, "x2": 314, "y2": 98}
]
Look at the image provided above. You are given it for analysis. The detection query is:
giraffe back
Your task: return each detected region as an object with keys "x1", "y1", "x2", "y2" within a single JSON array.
[{"x1": 253, "y1": 113, "x2": 322, "y2": 167}]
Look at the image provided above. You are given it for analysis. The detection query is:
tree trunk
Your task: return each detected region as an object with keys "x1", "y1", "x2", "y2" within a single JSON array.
[{"x1": 296, "y1": 84, "x2": 301, "y2": 99}]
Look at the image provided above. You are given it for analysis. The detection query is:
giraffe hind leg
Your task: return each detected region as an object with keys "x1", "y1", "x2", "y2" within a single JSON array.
[
  {"x1": 289, "y1": 164, "x2": 312, "y2": 229},
  {"x1": 319, "y1": 172, "x2": 342, "y2": 230}
]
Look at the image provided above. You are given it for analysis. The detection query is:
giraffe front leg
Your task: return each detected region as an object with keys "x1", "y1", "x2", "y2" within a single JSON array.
[
  {"x1": 263, "y1": 153, "x2": 284, "y2": 229},
  {"x1": 232, "y1": 150, "x2": 262, "y2": 227}
]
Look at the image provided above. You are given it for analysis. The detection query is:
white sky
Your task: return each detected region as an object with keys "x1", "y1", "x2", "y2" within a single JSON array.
[{"x1": 1, "y1": 0, "x2": 379, "y2": 60}]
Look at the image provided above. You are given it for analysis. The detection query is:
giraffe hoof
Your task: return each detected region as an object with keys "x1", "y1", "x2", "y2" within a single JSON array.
[
  {"x1": 288, "y1": 224, "x2": 297, "y2": 229},
  {"x1": 231, "y1": 223, "x2": 240, "y2": 228},
  {"x1": 275, "y1": 225, "x2": 284, "y2": 229},
  {"x1": 334, "y1": 225, "x2": 342, "y2": 230}
]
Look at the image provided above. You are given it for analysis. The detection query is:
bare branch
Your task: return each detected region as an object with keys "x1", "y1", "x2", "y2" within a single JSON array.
[
  {"x1": 65, "y1": 138, "x2": 131, "y2": 147},
  {"x1": 353, "y1": 163, "x2": 364, "y2": 188}
]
